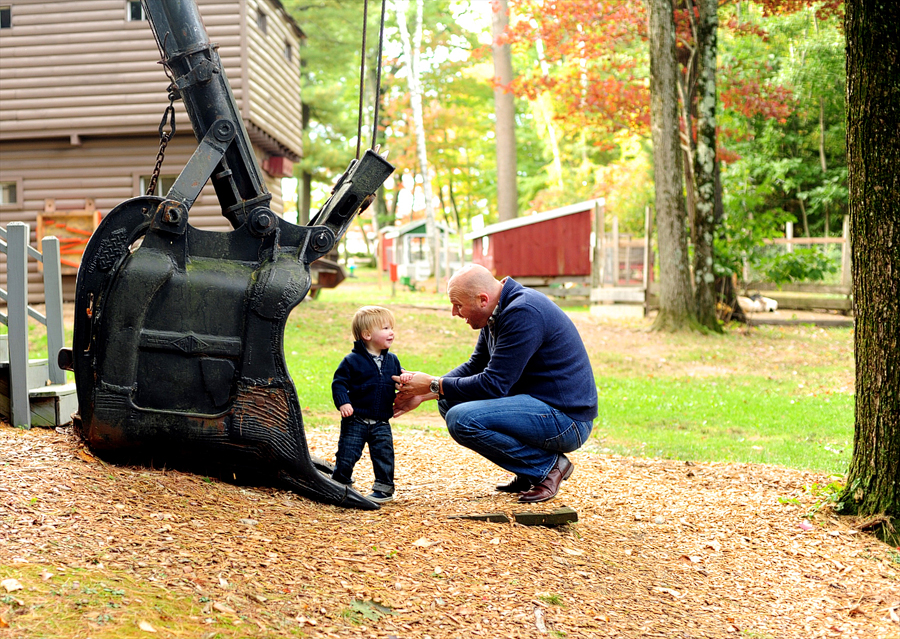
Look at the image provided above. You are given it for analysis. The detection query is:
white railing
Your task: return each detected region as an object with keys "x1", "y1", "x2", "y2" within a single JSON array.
[{"x1": 0, "y1": 222, "x2": 66, "y2": 428}]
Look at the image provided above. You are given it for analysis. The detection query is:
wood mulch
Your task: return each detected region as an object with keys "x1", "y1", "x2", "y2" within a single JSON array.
[{"x1": 1, "y1": 421, "x2": 899, "y2": 638}]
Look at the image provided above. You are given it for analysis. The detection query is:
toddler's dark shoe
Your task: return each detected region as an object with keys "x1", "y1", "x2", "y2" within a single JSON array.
[{"x1": 367, "y1": 491, "x2": 394, "y2": 503}]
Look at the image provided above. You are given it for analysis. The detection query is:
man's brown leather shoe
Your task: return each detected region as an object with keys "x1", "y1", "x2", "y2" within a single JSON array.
[
  {"x1": 496, "y1": 476, "x2": 533, "y2": 493},
  {"x1": 518, "y1": 455, "x2": 574, "y2": 503}
]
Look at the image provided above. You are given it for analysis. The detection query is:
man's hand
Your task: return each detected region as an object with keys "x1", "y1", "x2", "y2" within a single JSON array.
[
  {"x1": 392, "y1": 392, "x2": 428, "y2": 418},
  {"x1": 392, "y1": 371, "x2": 435, "y2": 396},
  {"x1": 392, "y1": 372, "x2": 440, "y2": 418}
]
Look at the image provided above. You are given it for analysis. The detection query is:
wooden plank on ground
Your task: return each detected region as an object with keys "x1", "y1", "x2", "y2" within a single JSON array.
[
  {"x1": 591, "y1": 287, "x2": 645, "y2": 303},
  {"x1": 762, "y1": 294, "x2": 852, "y2": 311}
]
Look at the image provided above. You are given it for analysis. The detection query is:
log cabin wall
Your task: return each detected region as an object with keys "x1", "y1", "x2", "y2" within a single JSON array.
[{"x1": 0, "y1": 0, "x2": 303, "y2": 303}]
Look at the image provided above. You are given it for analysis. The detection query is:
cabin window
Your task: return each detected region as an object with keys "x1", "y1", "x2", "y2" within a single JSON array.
[
  {"x1": 257, "y1": 11, "x2": 268, "y2": 35},
  {"x1": 139, "y1": 175, "x2": 177, "y2": 197},
  {"x1": 0, "y1": 178, "x2": 22, "y2": 209},
  {"x1": 0, "y1": 6, "x2": 12, "y2": 29},
  {"x1": 284, "y1": 41, "x2": 293, "y2": 62},
  {"x1": 127, "y1": 1, "x2": 146, "y2": 21}
]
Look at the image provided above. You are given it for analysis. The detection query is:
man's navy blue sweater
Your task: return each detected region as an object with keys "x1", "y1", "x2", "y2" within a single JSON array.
[
  {"x1": 332, "y1": 340, "x2": 402, "y2": 421},
  {"x1": 441, "y1": 278, "x2": 598, "y2": 423}
]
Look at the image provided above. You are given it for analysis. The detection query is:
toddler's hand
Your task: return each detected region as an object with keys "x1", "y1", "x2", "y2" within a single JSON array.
[{"x1": 339, "y1": 404, "x2": 353, "y2": 418}]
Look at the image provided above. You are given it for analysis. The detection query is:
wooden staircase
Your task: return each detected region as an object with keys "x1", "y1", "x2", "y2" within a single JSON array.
[
  {"x1": 2, "y1": 221, "x2": 77, "y2": 428},
  {"x1": 0, "y1": 334, "x2": 78, "y2": 427}
]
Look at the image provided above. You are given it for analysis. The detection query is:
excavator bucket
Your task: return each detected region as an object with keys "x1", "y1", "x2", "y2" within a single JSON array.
[{"x1": 63, "y1": 0, "x2": 393, "y2": 510}]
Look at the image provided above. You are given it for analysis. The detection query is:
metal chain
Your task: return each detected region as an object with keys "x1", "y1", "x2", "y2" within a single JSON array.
[{"x1": 146, "y1": 91, "x2": 177, "y2": 196}]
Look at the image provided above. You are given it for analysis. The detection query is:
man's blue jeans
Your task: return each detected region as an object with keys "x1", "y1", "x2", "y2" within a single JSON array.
[
  {"x1": 332, "y1": 417, "x2": 394, "y2": 494},
  {"x1": 439, "y1": 395, "x2": 594, "y2": 484}
]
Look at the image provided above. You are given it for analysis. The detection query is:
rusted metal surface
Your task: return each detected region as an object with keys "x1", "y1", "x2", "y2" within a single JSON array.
[{"x1": 66, "y1": 0, "x2": 393, "y2": 510}]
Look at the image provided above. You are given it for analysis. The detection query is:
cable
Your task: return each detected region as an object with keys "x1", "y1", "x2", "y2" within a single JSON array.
[
  {"x1": 356, "y1": 0, "x2": 369, "y2": 160},
  {"x1": 372, "y1": 0, "x2": 387, "y2": 150}
]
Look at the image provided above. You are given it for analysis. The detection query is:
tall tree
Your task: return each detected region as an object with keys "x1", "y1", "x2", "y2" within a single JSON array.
[
  {"x1": 649, "y1": 0, "x2": 697, "y2": 331},
  {"x1": 690, "y1": 0, "x2": 721, "y2": 331},
  {"x1": 837, "y1": 0, "x2": 900, "y2": 544},
  {"x1": 491, "y1": 0, "x2": 518, "y2": 222},
  {"x1": 396, "y1": 0, "x2": 440, "y2": 286}
]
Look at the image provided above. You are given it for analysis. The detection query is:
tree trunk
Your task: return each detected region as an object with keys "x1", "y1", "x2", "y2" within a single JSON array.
[
  {"x1": 299, "y1": 101, "x2": 312, "y2": 226},
  {"x1": 691, "y1": 0, "x2": 720, "y2": 332},
  {"x1": 396, "y1": 0, "x2": 439, "y2": 289},
  {"x1": 838, "y1": 0, "x2": 900, "y2": 544},
  {"x1": 649, "y1": 0, "x2": 697, "y2": 332},
  {"x1": 491, "y1": 0, "x2": 518, "y2": 222},
  {"x1": 534, "y1": 36, "x2": 564, "y2": 192}
]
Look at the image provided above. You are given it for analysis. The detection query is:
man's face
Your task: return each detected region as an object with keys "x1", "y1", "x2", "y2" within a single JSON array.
[{"x1": 448, "y1": 284, "x2": 490, "y2": 330}]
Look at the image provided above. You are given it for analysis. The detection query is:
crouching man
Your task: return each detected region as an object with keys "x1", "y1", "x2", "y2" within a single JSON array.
[{"x1": 393, "y1": 264, "x2": 598, "y2": 503}]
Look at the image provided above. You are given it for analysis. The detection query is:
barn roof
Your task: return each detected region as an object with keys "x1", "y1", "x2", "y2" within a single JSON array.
[
  {"x1": 465, "y1": 199, "x2": 604, "y2": 241},
  {"x1": 382, "y1": 219, "x2": 450, "y2": 239}
]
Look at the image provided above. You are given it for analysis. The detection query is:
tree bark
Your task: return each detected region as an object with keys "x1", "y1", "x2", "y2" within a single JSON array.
[
  {"x1": 396, "y1": 0, "x2": 440, "y2": 289},
  {"x1": 491, "y1": 0, "x2": 518, "y2": 222},
  {"x1": 649, "y1": 0, "x2": 697, "y2": 331},
  {"x1": 691, "y1": 0, "x2": 721, "y2": 332},
  {"x1": 299, "y1": 101, "x2": 312, "y2": 226},
  {"x1": 838, "y1": 0, "x2": 900, "y2": 544}
]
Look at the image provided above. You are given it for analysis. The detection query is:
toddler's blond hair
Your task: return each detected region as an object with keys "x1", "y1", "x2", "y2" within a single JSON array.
[{"x1": 351, "y1": 306, "x2": 395, "y2": 341}]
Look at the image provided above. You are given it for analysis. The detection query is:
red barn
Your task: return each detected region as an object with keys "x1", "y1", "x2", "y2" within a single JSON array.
[{"x1": 467, "y1": 200, "x2": 601, "y2": 279}]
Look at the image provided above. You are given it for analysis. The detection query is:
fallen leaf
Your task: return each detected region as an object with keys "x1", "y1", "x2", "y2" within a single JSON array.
[
  {"x1": 653, "y1": 586, "x2": 682, "y2": 598},
  {"x1": 562, "y1": 547, "x2": 584, "y2": 556},
  {"x1": 138, "y1": 620, "x2": 157, "y2": 633},
  {"x1": 40, "y1": 570, "x2": 54, "y2": 581},
  {"x1": 1, "y1": 579, "x2": 22, "y2": 593},
  {"x1": 0, "y1": 617, "x2": 8, "y2": 628},
  {"x1": 798, "y1": 520, "x2": 814, "y2": 531},
  {"x1": 213, "y1": 602, "x2": 237, "y2": 614},
  {"x1": 534, "y1": 607, "x2": 547, "y2": 633},
  {"x1": 705, "y1": 540, "x2": 722, "y2": 552},
  {"x1": 412, "y1": 537, "x2": 439, "y2": 547},
  {"x1": 76, "y1": 449, "x2": 98, "y2": 463},
  {"x1": 679, "y1": 555, "x2": 702, "y2": 563}
]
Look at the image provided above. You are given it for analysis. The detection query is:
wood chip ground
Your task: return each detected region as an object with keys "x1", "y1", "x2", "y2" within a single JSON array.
[{"x1": 1, "y1": 421, "x2": 899, "y2": 638}]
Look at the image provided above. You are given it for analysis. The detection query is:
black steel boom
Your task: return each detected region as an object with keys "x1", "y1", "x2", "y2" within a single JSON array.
[{"x1": 62, "y1": 0, "x2": 394, "y2": 510}]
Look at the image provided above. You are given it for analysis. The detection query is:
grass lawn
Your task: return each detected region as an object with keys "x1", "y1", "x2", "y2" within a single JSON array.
[
  {"x1": 15, "y1": 265, "x2": 855, "y2": 475},
  {"x1": 289, "y1": 267, "x2": 855, "y2": 476}
]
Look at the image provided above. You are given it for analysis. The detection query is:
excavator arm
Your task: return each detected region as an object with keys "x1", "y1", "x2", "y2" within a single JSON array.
[{"x1": 62, "y1": 0, "x2": 393, "y2": 510}]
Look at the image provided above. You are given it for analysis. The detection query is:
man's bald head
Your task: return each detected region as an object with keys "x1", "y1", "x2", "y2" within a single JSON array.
[
  {"x1": 446, "y1": 264, "x2": 504, "y2": 330},
  {"x1": 447, "y1": 264, "x2": 499, "y2": 299}
]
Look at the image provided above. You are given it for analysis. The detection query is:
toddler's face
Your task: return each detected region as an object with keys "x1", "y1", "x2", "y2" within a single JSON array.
[{"x1": 365, "y1": 322, "x2": 395, "y2": 352}]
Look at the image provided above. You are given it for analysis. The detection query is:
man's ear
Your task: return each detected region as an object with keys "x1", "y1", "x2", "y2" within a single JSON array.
[{"x1": 477, "y1": 292, "x2": 489, "y2": 307}]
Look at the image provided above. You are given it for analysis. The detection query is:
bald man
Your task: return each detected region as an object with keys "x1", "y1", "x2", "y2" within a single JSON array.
[{"x1": 393, "y1": 264, "x2": 597, "y2": 503}]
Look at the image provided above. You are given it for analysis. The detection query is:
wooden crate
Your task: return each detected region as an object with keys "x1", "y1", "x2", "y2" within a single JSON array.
[{"x1": 37, "y1": 199, "x2": 102, "y2": 274}]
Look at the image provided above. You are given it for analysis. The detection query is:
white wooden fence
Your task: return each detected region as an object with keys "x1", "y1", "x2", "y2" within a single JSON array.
[{"x1": 1, "y1": 222, "x2": 66, "y2": 428}]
